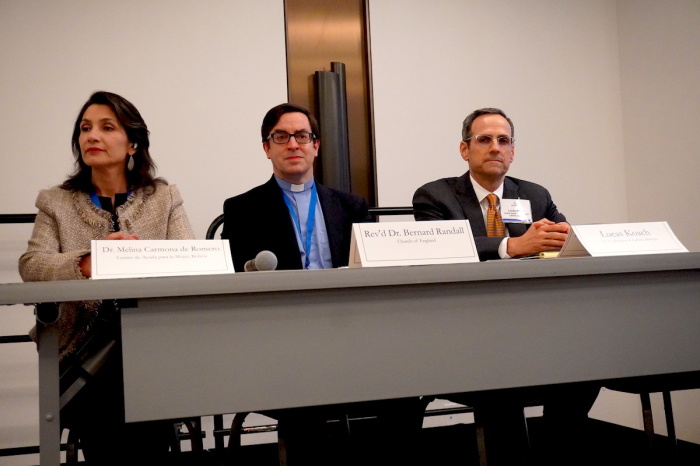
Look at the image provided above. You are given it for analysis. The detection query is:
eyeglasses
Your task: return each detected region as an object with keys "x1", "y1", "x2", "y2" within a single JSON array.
[
  {"x1": 267, "y1": 131, "x2": 316, "y2": 145},
  {"x1": 465, "y1": 134, "x2": 514, "y2": 147}
]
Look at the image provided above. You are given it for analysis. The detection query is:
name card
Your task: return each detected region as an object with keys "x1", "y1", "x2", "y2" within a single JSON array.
[
  {"x1": 558, "y1": 221, "x2": 688, "y2": 258},
  {"x1": 348, "y1": 220, "x2": 478, "y2": 268},
  {"x1": 91, "y1": 239, "x2": 235, "y2": 279}
]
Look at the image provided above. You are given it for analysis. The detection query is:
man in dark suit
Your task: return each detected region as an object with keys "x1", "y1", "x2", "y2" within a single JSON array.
[
  {"x1": 413, "y1": 108, "x2": 599, "y2": 465},
  {"x1": 413, "y1": 107, "x2": 569, "y2": 261},
  {"x1": 221, "y1": 103, "x2": 420, "y2": 466},
  {"x1": 222, "y1": 102, "x2": 371, "y2": 271}
]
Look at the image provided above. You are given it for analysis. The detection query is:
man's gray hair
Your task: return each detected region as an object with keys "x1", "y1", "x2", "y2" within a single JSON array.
[{"x1": 461, "y1": 108, "x2": 515, "y2": 142}]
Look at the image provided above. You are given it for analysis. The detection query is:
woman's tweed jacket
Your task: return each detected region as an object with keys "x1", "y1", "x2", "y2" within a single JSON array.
[{"x1": 19, "y1": 182, "x2": 195, "y2": 361}]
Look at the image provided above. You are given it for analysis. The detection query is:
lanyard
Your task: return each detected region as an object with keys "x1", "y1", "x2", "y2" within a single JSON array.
[
  {"x1": 90, "y1": 191, "x2": 130, "y2": 232},
  {"x1": 282, "y1": 183, "x2": 318, "y2": 269},
  {"x1": 89, "y1": 192, "x2": 101, "y2": 208},
  {"x1": 89, "y1": 190, "x2": 131, "y2": 209}
]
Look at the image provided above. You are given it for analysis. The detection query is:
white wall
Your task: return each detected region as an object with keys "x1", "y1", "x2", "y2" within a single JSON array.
[
  {"x1": 0, "y1": 0, "x2": 288, "y2": 458},
  {"x1": 0, "y1": 0, "x2": 287, "y2": 240},
  {"x1": 369, "y1": 0, "x2": 627, "y2": 227},
  {"x1": 2, "y1": 0, "x2": 699, "y2": 458},
  {"x1": 368, "y1": 0, "x2": 700, "y2": 442},
  {"x1": 616, "y1": 0, "x2": 700, "y2": 440},
  {"x1": 617, "y1": 0, "x2": 700, "y2": 252}
]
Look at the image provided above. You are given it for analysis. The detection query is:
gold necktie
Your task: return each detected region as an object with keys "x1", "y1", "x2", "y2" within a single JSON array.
[{"x1": 486, "y1": 193, "x2": 506, "y2": 237}]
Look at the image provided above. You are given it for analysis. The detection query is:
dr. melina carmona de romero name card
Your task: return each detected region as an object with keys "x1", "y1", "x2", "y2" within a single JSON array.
[{"x1": 91, "y1": 239, "x2": 235, "y2": 279}]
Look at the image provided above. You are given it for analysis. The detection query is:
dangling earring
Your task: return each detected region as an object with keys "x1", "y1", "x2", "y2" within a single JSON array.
[{"x1": 127, "y1": 154, "x2": 135, "y2": 171}]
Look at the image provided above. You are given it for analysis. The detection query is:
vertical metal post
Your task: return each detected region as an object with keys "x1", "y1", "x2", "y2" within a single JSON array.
[
  {"x1": 284, "y1": 0, "x2": 376, "y2": 204},
  {"x1": 315, "y1": 63, "x2": 351, "y2": 192},
  {"x1": 36, "y1": 302, "x2": 62, "y2": 466}
]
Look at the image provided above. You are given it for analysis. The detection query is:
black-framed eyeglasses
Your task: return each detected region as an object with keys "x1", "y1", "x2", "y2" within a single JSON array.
[
  {"x1": 267, "y1": 131, "x2": 316, "y2": 145},
  {"x1": 464, "y1": 134, "x2": 514, "y2": 147}
]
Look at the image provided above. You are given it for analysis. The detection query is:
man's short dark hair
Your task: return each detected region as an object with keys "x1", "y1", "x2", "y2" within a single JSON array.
[
  {"x1": 261, "y1": 103, "x2": 320, "y2": 143},
  {"x1": 461, "y1": 108, "x2": 515, "y2": 142}
]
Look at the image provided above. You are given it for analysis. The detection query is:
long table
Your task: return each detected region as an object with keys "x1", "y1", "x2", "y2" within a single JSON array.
[{"x1": 2, "y1": 253, "x2": 699, "y2": 465}]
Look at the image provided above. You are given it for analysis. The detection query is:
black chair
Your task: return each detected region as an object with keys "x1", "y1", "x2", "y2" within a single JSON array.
[
  {"x1": 207, "y1": 214, "x2": 276, "y2": 460},
  {"x1": 206, "y1": 213, "x2": 224, "y2": 241},
  {"x1": 605, "y1": 371, "x2": 700, "y2": 459},
  {"x1": 58, "y1": 299, "x2": 202, "y2": 463},
  {"x1": 204, "y1": 208, "x2": 418, "y2": 463},
  {"x1": 2, "y1": 213, "x2": 203, "y2": 463}
]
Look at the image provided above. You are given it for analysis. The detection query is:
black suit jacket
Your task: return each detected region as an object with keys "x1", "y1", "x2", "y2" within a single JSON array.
[
  {"x1": 412, "y1": 171, "x2": 566, "y2": 261},
  {"x1": 222, "y1": 176, "x2": 372, "y2": 271}
]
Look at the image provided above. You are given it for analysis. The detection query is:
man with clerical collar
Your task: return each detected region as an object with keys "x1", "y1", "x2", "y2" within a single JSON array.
[
  {"x1": 222, "y1": 102, "x2": 371, "y2": 272},
  {"x1": 412, "y1": 107, "x2": 600, "y2": 465},
  {"x1": 221, "y1": 105, "x2": 419, "y2": 465}
]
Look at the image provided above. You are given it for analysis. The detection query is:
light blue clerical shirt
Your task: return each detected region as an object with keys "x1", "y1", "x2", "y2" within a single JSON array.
[{"x1": 275, "y1": 176, "x2": 332, "y2": 269}]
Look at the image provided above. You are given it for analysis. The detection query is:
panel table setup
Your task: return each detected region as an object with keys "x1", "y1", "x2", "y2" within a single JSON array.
[{"x1": 1, "y1": 252, "x2": 699, "y2": 465}]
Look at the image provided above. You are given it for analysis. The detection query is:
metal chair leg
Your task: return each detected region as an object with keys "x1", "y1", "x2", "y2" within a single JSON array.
[
  {"x1": 171, "y1": 422, "x2": 183, "y2": 453},
  {"x1": 214, "y1": 414, "x2": 225, "y2": 453},
  {"x1": 475, "y1": 422, "x2": 488, "y2": 466},
  {"x1": 640, "y1": 392, "x2": 655, "y2": 450},
  {"x1": 65, "y1": 428, "x2": 80, "y2": 466},
  {"x1": 227, "y1": 412, "x2": 250, "y2": 464},
  {"x1": 183, "y1": 418, "x2": 204, "y2": 452},
  {"x1": 662, "y1": 391, "x2": 679, "y2": 457}
]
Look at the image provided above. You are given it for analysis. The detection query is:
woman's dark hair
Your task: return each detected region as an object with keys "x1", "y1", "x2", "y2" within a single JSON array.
[{"x1": 62, "y1": 91, "x2": 163, "y2": 192}]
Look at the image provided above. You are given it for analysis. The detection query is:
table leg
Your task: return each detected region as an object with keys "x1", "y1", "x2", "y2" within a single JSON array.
[{"x1": 37, "y1": 303, "x2": 61, "y2": 466}]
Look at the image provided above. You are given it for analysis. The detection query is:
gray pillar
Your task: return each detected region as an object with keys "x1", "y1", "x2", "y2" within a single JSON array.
[{"x1": 315, "y1": 62, "x2": 351, "y2": 192}]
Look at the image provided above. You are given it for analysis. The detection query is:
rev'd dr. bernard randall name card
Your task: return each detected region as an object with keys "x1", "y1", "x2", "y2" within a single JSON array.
[
  {"x1": 349, "y1": 220, "x2": 478, "y2": 267},
  {"x1": 91, "y1": 239, "x2": 234, "y2": 279}
]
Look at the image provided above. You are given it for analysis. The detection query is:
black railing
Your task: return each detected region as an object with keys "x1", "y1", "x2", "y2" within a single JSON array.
[
  {"x1": 0, "y1": 335, "x2": 32, "y2": 344},
  {"x1": 0, "y1": 213, "x2": 36, "y2": 224},
  {"x1": 0, "y1": 214, "x2": 37, "y2": 348},
  {"x1": 369, "y1": 206, "x2": 413, "y2": 217},
  {"x1": 206, "y1": 207, "x2": 413, "y2": 240},
  {"x1": 0, "y1": 214, "x2": 37, "y2": 459}
]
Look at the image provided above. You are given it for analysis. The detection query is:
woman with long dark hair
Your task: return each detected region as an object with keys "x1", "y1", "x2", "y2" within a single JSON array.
[{"x1": 19, "y1": 91, "x2": 194, "y2": 464}]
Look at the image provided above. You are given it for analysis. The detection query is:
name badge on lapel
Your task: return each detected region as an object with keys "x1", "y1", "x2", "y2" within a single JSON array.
[{"x1": 501, "y1": 199, "x2": 532, "y2": 224}]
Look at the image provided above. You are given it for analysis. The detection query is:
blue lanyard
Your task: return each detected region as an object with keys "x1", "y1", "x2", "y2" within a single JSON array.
[
  {"x1": 89, "y1": 192, "x2": 101, "y2": 208},
  {"x1": 89, "y1": 190, "x2": 131, "y2": 208},
  {"x1": 282, "y1": 183, "x2": 318, "y2": 269}
]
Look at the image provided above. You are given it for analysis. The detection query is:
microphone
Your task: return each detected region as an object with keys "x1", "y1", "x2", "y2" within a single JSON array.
[{"x1": 244, "y1": 250, "x2": 278, "y2": 272}]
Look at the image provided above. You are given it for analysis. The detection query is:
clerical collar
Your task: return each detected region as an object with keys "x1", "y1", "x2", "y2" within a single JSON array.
[{"x1": 274, "y1": 176, "x2": 315, "y2": 193}]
